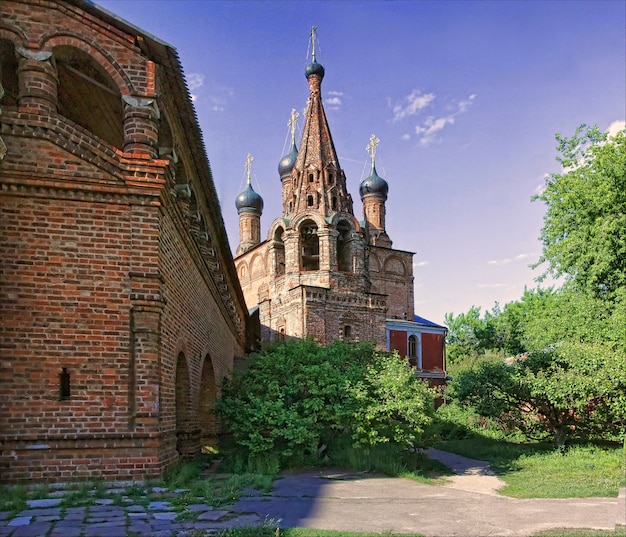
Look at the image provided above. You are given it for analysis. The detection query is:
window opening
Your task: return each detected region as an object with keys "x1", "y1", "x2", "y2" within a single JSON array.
[
  {"x1": 307, "y1": 195, "x2": 314, "y2": 207},
  {"x1": 300, "y1": 221, "x2": 319, "y2": 271},
  {"x1": 332, "y1": 196, "x2": 338, "y2": 211},
  {"x1": 59, "y1": 368, "x2": 71, "y2": 400},
  {"x1": 308, "y1": 173, "x2": 314, "y2": 183},
  {"x1": 337, "y1": 221, "x2": 352, "y2": 272},
  {"x1": 329, "y1": 173, "x2": 334, "y2": 184}
]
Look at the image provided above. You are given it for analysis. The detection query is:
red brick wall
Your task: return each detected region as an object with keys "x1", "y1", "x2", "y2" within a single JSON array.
[
  {"x1": 422, "y1": 333, "x2": 444, "y2": 371},
  {"x1": 0, "y1": 0, "x2": 246, "y2": 482}
]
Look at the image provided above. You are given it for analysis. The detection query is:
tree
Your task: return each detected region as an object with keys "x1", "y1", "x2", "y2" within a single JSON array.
[
  {"x1": 444, "y1": 305, "x2": 503, "y2": 364},
  {"x1": 217, "y1": 340, "x2": 435, "y2": 468},
  {"x1": 450, "y1": 288, "x2": 626, "y2": 447},
  {"x1": 534, "y1": 125, "x2": 626, "y2": 298}
]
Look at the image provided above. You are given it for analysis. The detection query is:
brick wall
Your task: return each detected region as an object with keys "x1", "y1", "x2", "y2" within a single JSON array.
[{"x1": 0, "y1": 0, "x2": 247, "y2": 482}]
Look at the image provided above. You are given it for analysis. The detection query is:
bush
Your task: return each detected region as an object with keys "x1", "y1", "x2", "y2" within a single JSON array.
[{"x1": 217, "y1": 340, "x2": 436, "y2": 470}]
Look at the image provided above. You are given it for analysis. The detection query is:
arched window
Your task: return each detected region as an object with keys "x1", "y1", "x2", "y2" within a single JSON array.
[
  {"x1": 307, "y1": 195, "x2": 314, "y2": 207},
  {"x1": 332, "y1": 196, "x2": 338, "y2": 211},
  {"x1": 408, "y1": 335, "x2": 418, "y2": 367},
  {"x1": 300, "y1": 220, "x2": 319, "y2": 271},
  {"x1": 329, "y1": 173, "x2": 334, "y2": 185},
  {"x1": 0, "y1": 39, "x2": 19, "y2": 107},
  {"x1": 337, "y1": 220, "x2": 352, "y2": 272},
  {"x1": 54, "y1": 45, "x2": 123, "y2": 148},
  {"x1": 343, "y1": 325, "x2": 352, "y2": 340},
  {"x1": 274, "y1": 227, "x2": 285, "y2": 276},
  {"x1": 308, "y1": 173, "x2": 314, "y2": 183}
]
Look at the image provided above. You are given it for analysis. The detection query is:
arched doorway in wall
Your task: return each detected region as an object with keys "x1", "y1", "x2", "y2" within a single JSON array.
[
  {"x1": 175, "y1": 352, "x2": 194, "y2": 457},
  {"x1": 198, "y1": 354, "x2": 218, "y2": 452}
]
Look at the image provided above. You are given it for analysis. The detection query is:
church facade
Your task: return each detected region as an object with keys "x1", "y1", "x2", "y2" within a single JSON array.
[
  {"x1": 0, "y1": 0, "x2": 249, "y2": 482},
  {"x1": 234, "y1": 40, "x2": 447, "y2": 384}
]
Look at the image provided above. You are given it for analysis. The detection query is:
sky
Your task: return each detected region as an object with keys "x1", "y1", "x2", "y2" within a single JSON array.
[{"x1": 96, "y1": 0, "x2": 625, "y2": 325}]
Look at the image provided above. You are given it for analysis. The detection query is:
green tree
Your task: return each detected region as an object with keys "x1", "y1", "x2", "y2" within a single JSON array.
[
  {"x1": 444, "y1": 305, "x2": 503, "y2": 364},
  {"x1": 534, "y1": 125, "x2": 626, "y2": 297},
  {"x1": 217, "y1": 340, "x2": 435, "y2": 468}
]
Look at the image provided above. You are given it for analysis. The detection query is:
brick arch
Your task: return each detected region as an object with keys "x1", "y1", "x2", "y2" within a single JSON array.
[
  {"x1": 249, "y1": 252, "x2": 266, "y2": 278},
  {"x1": 383, "y1": 255, "x2": 406, "y2": 276},
  {"x1": 0, "y1": 23, "x2": 27, "y2": 49},
  {"x1": 369, "y1": 252, "x2": 381, "y2": 273},
  {"x1": 175, "y1": 351, "x2": 194, "y2": 457},
  {"x1": 42, "y1": 34, "x2": 133, "y2": 95},
  {"x1": 198, "y1": 354, "x2": 218, "y2": 450}
]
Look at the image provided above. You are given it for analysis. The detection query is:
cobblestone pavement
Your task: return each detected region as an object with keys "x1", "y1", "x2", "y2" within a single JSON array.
[{"x1": 0, "y1": 494, "x2": 262, "y2": 537}]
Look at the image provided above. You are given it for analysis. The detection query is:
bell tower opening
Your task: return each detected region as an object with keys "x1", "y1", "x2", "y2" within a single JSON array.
[{"x1": 300, "y1": 220, "x2": 319, "y2": 271}]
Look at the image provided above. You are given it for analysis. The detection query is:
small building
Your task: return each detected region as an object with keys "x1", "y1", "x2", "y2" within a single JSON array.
[{"x1": 0, "y1": 0, "x2": 248, "y2": 482}]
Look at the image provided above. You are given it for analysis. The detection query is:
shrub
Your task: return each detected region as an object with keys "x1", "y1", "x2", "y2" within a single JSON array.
[{"x1": 217, "y1": 340, "x2": 435, "y2": 469}]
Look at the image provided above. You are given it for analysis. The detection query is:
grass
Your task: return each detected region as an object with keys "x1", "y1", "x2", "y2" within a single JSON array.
[
  {"x1": 210, "y1": 529, "x2": 626, "y2": 537},
  {"x1": 436, "y1": 436, "x2": 624, "y2": 498}
]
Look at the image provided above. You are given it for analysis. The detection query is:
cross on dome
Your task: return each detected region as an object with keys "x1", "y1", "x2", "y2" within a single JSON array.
[
  {"x1": 366, "y1": 134, "x2": 380, "y2": 167},
  {"x1": 244, "y1": 153, "x2": 254, "y2": 185}
]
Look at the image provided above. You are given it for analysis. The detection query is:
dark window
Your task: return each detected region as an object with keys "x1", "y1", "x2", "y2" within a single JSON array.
[
  {"x1": 408, "y1": 335, "x2": 417, "y2": 359},
  {"x1": 329, "y1": 173, "x2": 334, "y2": 184},
  {"x1": 343, "y1": 326, "x2": 352, "y2": 339},
  {"x1": 308, "y1": 173, "x2": 314, "y2": 182},
  {"x1": 59, "y1": 368, "x2": 71, "y2": 400},
  {"x1": 307, "y1": 195, "x2": 314, "y2": 207},
  {"x1": 300, "y1": 220, "x2": 319, "y2": 271}
]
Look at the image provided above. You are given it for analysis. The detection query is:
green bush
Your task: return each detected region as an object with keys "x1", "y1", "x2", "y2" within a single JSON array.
[{"x1": 217, "y1": 340, "x2": 435, "y2": 470}]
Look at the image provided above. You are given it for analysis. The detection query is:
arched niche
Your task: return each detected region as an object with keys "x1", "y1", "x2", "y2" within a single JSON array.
[{"x1": 53, "y1": 45, "x2": 124, "y2": 148}]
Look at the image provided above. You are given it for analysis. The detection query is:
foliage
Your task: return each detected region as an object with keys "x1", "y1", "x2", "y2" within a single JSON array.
[
  {"x1": 217, "y1": 340, "x2": 435, "y2": 469},
  {"x1": 444, "y1": 305, "x2": 504, "y2": 363},
  {"x1": 533, "y1": 124, "x2": 626, "y2": 297}
]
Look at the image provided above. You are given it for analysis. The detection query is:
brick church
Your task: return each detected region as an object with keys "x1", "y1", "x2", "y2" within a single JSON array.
[
  {"x1": 234, "y1": 32, "x2": 447, "y2": 384},
  {"x1": 0, "y1": 0, "x2": 250, "y2": 482}
]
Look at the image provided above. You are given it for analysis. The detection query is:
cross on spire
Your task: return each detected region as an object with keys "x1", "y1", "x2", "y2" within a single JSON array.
[
  {"x1": 288, "y1": 108, "x2": 299, "y2": 144},
  {"x1": 244, "y1": 153, "x2": 254, "y2": 185},
  {"x1": 366, "y1": 134, "x2": 380, "y2": 167},
  {"x1": 311, "y1": 26, "x2": 318, "y2": 62}
]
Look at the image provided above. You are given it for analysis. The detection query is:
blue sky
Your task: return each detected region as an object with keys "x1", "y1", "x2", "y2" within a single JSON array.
[{"x1": 97, "y1": 0, "x2": 625, "y2": 324}]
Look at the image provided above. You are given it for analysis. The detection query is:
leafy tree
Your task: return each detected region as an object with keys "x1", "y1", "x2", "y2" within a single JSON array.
[
  {"x1": 444, "y1": 305, "x2": 503, "y2": 363},
  {"x1": 533, "y1": 125, "x2": 626, "y2": 297},
  {"x1": 217, "y1": 340, "x2": 435, "y2": 468},
  {"x1": 450, "y1": 288, "x2": 626, "y2": 447}
]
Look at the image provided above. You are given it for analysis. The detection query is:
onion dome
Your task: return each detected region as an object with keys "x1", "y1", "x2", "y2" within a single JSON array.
[
  {"x1": 278, "y1": 141, "x2": 298, "y2": 178},
  {"x1": 359, "y1": 165, "x2": 389, "y2": 200},
  {"x1": 235, "y1": 182, "x2": 263, "y2": 213},
  {"x1": 305, "y1": 60, "x2": 325, "y2": 80}
]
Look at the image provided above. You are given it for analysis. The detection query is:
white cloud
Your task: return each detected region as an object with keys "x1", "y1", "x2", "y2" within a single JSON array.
[
  {"x1": 400, "y1": 133, "x2": 411, "y2": 141},
  {"x1": 413, "y1": 93, "x2": 476, "y2": 145},
  {"x1": 186, "y1": 73, "x2": 204, "y2": 102},
  {"x1": 414, "y1": 261, "x2": 430, "y2": 268},
  {"x1": 392, "y1": 89, "x2": 436, "y2": 122},
  {"x1": 488, "y1": 253, "x2": 535, "y2": 266},
  {"x1": 477, "y1": 283, "x2": 507, "y2": 289},
  {"x1": 607, "y1": 119, "x2": 625, "y2": 137}
]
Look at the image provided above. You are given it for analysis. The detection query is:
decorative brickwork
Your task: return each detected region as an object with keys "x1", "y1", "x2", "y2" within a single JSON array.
[{"x1": 0, "y1": 0, "x2": 248, "y2": 483}]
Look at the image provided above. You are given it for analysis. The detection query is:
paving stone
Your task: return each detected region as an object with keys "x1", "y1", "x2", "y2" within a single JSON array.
[
  {"x1": 8, "y1": 516, "x2": 32, "y2": 527},
  {"x1": 153, "y1": 511, "x2": 177, "y2": 521},
  {"x1": 17, "y1": 508, "x2": 62, "y2": 517},
  {"x1": 83, "y1": 529, "x2": 128, "y2": 537},
  {"x1": 197, "y1": 510, "x2": 229, "y2": 521},
  {"x1": 187, "y1": 503, "x2": 214, "y2": 512},
  {"x1": 50, "y1": 527, "x2": 82, "y2": 537},
  {"x1": 147, "y1": 501, "x2": 172, "y2": 511},
  {"x1": 26, "y1": 498, "x2": 61, "y2": 508},
  {"x1": 151, "y1": 487, "x2": 168, "y2": 493},
  {"x1": 128, "y1": 511, "x2": 148, "y2": 519},
  {"x1": 11, "y1": 522, "x2": 52, "y2": 537},
  {"x1": 88, "y1": 506, "x2": 125, "y2": 515},
  {"x1": 0, "y1": 511, "x2": 11, "y2": 521},
  {"x1": 126, "y1": 505, "x2": 145, "y2": 513},
  {"x1": 0, "y1": 527, "x2": 15, "y2": 537},
  {"x1": 95, "y1": 499, "x2": 115, "y2": 506},
  {"x1": 36, "y1": 514, "x2": 62, "y2": 522},
  {"x1": 88, "y1": 519, "x2": 126, "y2": 528},
  {"x1": 173, "y1": 488, "x2": 189, "y2": 494}
]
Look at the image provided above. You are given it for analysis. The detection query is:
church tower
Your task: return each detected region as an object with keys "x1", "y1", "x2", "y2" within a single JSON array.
[
  {"x1": 360, "y1": 135, "x2": 391, "y2": 248},
  {"x1": 235, "y1": 154, "x2": 264, "y2": 256}
]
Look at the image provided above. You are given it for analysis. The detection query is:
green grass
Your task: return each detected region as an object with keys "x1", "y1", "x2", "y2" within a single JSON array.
[
  {"x1": 436, "y1": 437, "x2": 624, "y2": 498},
  {"x1": 533, "y1": 530, "x2": 626, "y2": 537},
  {"x1": 214, "y1": 529, "x2": 426, "y2": 536}
]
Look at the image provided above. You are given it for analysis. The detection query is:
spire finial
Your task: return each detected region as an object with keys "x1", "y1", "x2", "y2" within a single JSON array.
[
  {"x1": 288, "y1": 108, "x2": 300, "y2": 145},
  {"x1": 311, "y1": 26, "x2": 318, "y2": 62},
  {"x1": 244, "y1": 153, "x2": 254, "y2": 185},
  {"x1": 366, "y1": 134, "x2": 380, "y2": 168}
]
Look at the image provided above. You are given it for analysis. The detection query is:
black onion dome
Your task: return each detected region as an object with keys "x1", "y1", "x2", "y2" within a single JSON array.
[
  {"x1": 235, "y1": 183, "x2": 264, "y2": 213},
  {"x1": 359, "y1": 165, "x2": 389, "y2": 200},
  {"x1": 305, "y1": 60, "x2": 325, "y2": 80},
  {"x1": 278, "y1": 142, "x2": 298, "y2": 178}
]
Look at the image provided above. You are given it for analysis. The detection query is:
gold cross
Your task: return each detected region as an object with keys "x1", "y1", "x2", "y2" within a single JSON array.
[
  {"x1": 288, "y1": 108, "x2": 299, "y2": 144},
  {"x1": 244, "y1": 153, "x2": 254, "y2": 185},
  {"x1": 366, "y1": 134, "x2": 380, "y2": 167}
]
